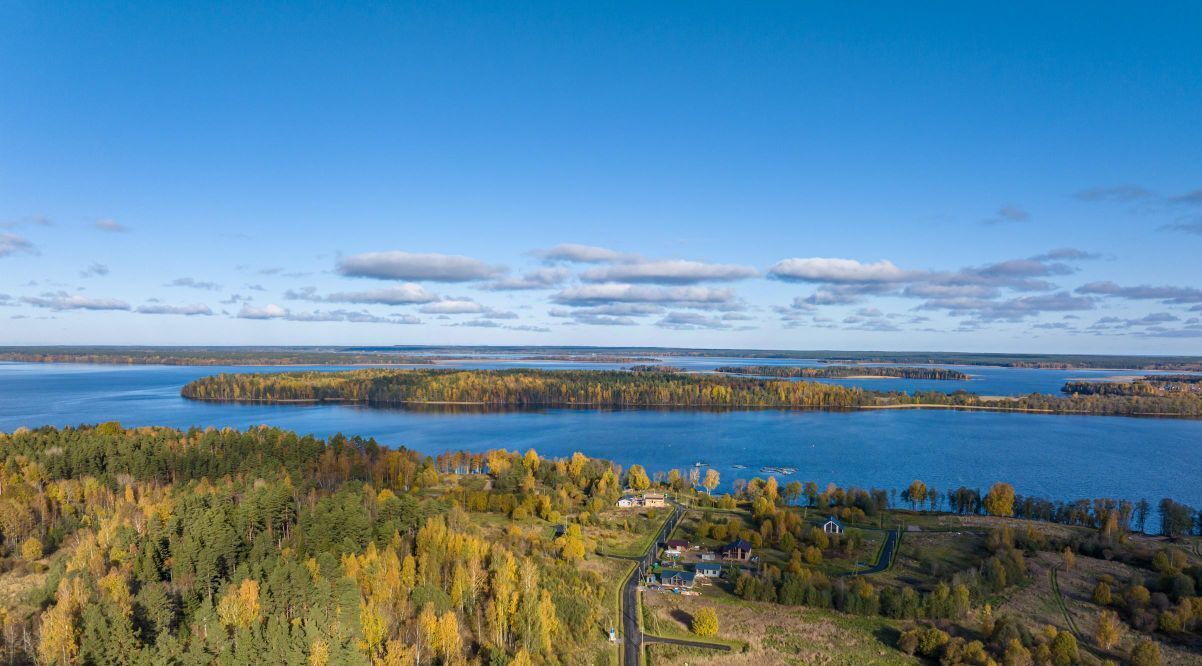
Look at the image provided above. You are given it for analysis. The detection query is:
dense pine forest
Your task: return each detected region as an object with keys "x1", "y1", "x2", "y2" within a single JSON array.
[
  {"x1": 180, "y1": 369, "x2": 1202, "y2": 417},
  {"x1": 0, "y1": 424, "x2": 629, "y2": 665},
  {"x1": 714, "y1": 365, "x2": 970, "y2": 380}
]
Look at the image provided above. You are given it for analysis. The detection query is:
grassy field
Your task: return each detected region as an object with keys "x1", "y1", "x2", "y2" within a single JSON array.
[
  {"x1": 593, "y1": 507, "x2": 672, "y2": 557},
  {"x1": 643, "y1": 589, "x2": 918, "y2": 665}
]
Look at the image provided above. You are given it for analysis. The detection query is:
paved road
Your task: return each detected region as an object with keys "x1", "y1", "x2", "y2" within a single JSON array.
[
  {"x1": 841, "y1": 527, "x2": 899, "y2": 576},
  {"x1": 620, "y1": 501, "x2": 684, "y2": 666}
]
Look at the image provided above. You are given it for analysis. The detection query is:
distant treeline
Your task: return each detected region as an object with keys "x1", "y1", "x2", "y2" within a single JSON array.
[
  {"x1": 715, "y1": 365, "x2": 970, "y2": 380},
  {"x1": 182, "y1": 369, "x2": 1202, "y2": 417},
  {"x1": 1064, "y1": 376, "x2": 1202, "y2": 397},
  {"x1": 0, "y1": 346, "x2": 433, "y2": 366},
  {"x1": 181, "y1": 369, "x2": 868, "y2": 408},
  {"x1": 5, "y1": 345, "x2": 1202, "y2": 370}
]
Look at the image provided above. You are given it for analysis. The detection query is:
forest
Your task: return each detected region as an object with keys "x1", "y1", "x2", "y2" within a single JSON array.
[
  {"x1": 179, "y1": 369, "x2": 869, "y2": 409},
  {"x1": 714, "y1": 365, "x2": 970, "y2": 380},
  {"x1": 0, "y1": 424, "x2": 1198, "y2": 665},
  {"x1": 1064, "y1": 377, "x2": 1202, "y2": 397},
  {"x1": 179, "y1": 368, "x2": 1202, "y2": 417},
  {"x1": 0, "y1": 424, "x2": 630, "y2": 665}
]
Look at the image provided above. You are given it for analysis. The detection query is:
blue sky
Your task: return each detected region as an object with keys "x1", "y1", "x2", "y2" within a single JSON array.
[{"x1": 2, "y1": 2, "x2": 1200, "y2": 352}]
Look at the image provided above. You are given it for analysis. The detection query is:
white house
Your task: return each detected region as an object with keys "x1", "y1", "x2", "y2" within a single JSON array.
[{"x1": 822, "y1": 516, "x2": 845, "y2": 535}]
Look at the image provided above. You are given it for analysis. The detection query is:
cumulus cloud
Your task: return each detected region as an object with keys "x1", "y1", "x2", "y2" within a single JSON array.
[
  {"x1": 22, "y1": 292, "x2": 131, "y2": 311},
  {"x1": 167, "y1": 277, "x2": 221, "y2": 291},
  {"x1": 93, "y1": 219, "x2": 128, "y2": 233},
  {"x1": 0, "y1": 233, "x2": 35, "y2": 258},
  {"x1": 337, "y1": 251, "x2": 505, "y2": 282},
  {"x1": 418, "y1": 299, "x2": 486, "y2": 314},
  {"x1": 769, "y1": 258, "x2": 914, "y2": 284},
  {"x1": 771, "y1": 250, "x2": 1101, "y2": 322},
  {"x1": 237, "y1": 304, "x2": 289, "y2": 319},
  {"x1": 655, "y1": 312, "x2": 733, "y2": 330},
  {"x1": 1076, "y1": 281, "x2": 1202, "y2": 304},
  {"x1": 549, "y1": 307, "x2": 638, "y2": 326},
  {"x1": 535, "y1": 243, "x2": 631, "y2": 263},
  {"x1": 581, "y1": 259, "x2": 757, "y2": 284},
  {"x1": 79, "y1": 262, "x2": 109, "y2": 278},
  {"x1": 553, "y1": 284, "x2": 738, "y2": 309},
  {"x1": 1029, "y1": 248, "x2": 1102, "y2": 262},
  {"x1": 921, "y1": 292, "x2": 1095, "y2": 321},
  {"x1": 481, "y1": 266, "x2": 572, "y2": 290},
  {"x1": 136, "y1": 303, "x2": 214, "y2": 316},
  {"x1": 286, "y1": 284, "x2": 438, "y2": 305}
]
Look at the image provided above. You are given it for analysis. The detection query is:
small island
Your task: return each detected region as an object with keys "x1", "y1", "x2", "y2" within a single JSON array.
[
  {"x1": 180, "y1": 368, "x2": 1202, "y2": 417},
  {"x1": 715, "y1": 365, "x2": 970, "y2": 380}
]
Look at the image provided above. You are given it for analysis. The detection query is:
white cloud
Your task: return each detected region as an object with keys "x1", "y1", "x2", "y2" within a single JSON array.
[
  {"x1": 418, "y1": 299, "x2": 486, "y2": 314},
  {"x1": 237, "y1": 304, "x2": 289, "y2": 319},
  {"x1": 481, "y1": 266, "x2": 572, "y2": 290},
  {"x1": 769, "y1": 258, "x2": 914, "y2": 284},
  {"x1": 22, "y1": 292, "x2": 131, "y2": 311},
  {"x1": 337, "y1": 251, "x2": 505, "y2": 282},
  {"x1": 553, "y1": 283, "x2": 736, "y2": 306},
  {"x1": 581, "y1": 260, "x2": 757, "y2": 284},
  {"x1": 136, "y1": 303, "x2": 213, "y2": 316},
  {"x1": 287, "y1": 284, "x2": 438, "y2": 305}
]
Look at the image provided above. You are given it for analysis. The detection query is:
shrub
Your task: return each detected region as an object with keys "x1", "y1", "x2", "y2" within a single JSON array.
[{"x1": 691, "y1": 607, "x2": 718, "y2": 637}]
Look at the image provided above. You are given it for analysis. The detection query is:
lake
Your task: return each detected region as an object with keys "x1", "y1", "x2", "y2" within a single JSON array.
[{"x1": 2, "y1": 360, "x2": 1200, "y2": 507}]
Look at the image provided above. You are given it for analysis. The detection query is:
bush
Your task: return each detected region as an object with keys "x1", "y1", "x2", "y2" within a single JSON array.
[
  {"x1": 691, "y1": 607, "x2": 718, "y2": 637},
  {"x1": 1129, "y1": 639, "x2": 1162, "y2": 666},
  {"x1": 20, "y1": 537, "x2": 43, "y2": 561}
]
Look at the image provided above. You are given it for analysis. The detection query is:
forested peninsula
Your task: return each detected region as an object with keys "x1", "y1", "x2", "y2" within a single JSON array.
[
  {"x1": 715, "y1": 365, "x2": 970, "y2": 380},
  {"x1": 180, "y1": 368, "x2": 1202, "y2": 417}
]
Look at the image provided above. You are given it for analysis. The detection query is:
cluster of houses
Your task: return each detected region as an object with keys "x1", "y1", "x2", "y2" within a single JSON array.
[
  {"x1": 642, "y1": 537, "x2": 756, "y2": 591},
  {"x1": 616, "y1": 492, "x2": 668, "y2": 509},
  {"x1": 642, "y1": 518, "x2": 846, "y2": 592}
]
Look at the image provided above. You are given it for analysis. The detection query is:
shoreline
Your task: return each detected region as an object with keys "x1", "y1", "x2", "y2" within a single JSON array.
[{"x1": 178, "y1": 394, "x2": 1202, "y2": 419}]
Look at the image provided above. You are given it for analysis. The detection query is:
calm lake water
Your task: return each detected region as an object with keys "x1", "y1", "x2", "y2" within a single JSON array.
[{"x1": 2, "y1": 361, "x2": 1201, "y2": 507}]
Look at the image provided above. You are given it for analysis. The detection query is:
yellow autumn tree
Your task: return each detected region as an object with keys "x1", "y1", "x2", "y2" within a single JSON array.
[
  {"x1": 216, "y1": 578, "x2": 261, "y2": 629},
  {"x1": 691, "y1": 607, "x2": 719, "y2": 637},
  {"x1": 984, "y1": 482, "x2": 1016, "y2": 517}
]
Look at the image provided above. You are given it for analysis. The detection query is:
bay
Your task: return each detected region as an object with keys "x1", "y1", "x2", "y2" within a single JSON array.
[{"x1": 1, "y1": 361, "x2": 1200, "y2": 507}]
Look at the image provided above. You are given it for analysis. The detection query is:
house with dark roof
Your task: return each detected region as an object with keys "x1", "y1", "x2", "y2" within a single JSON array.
[
  {"x1": 659, "y1": 569, "x2": 696, "y2": 588},
  {"x1": 694, "y1": 562, "x2": 722, "y2": 578},
  {"x1": 822, "y1": 516, "x2": 845, "y2": 535},
  {"x1": 718, "y1": 538, "x2": 753, "y2": 561},
  {"x1": 665, "y1": 539, "x2": 689, "y2": 550}
]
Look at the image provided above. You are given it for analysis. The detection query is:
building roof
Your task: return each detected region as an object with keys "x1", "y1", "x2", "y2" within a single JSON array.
[
  {"x1": 719, "y1": 539, "x2": 753, "y2": 552},
  {"x1": 665, "y1": 539, "x2": 689, "y2": 548},
  {"x1": 660, "y1": 569, "x2": 696, "y2": 584},
  {"x1": 824, "y1": 516, "x2": 845, "y2": 529},
  {"x1": 695, "y1": 562, "x2": 722, "y2": 572}
]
